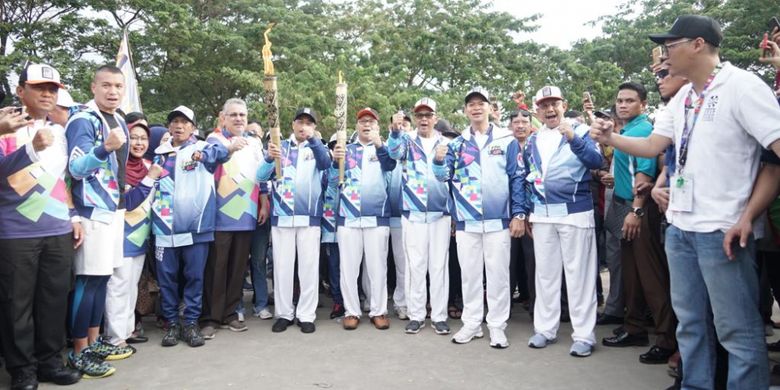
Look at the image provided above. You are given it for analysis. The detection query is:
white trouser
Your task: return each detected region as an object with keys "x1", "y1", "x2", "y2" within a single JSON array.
[
  {"x1": 105, "y1": 254, "x2": 145, "y2": 345},
  {"x1": 455, "y1": 229, "x2": 510, "y2": 330},
  {"x1": 532, "y1": 222, "x2": 597, "y2": 345},
  {"x1": 390, "y1": 226, "x2": 406, "y2": 308},
  {"x1": 271, "y1": 226, "x2": 321, "y2": 322},
  {"x1": 74, "y1": 210, "x2": 125, "y2": 276},
  {"x1": 339, "y1": 226, "x2": 390, "y2": 317},
  {"x1": 403, "y1": 217, "x2": 450, "y2": 322}
]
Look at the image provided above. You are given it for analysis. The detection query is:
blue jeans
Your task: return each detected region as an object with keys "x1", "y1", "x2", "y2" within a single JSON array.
[
  {"x1": 156, "y1": 243, "x2": 209, "y2": 325},
  {"x1": 665, "y1": 225, "x2": 768, "y2": 389},
  {"x1": 323, "y1": 242, "x2": 343, "y2": 304},
  {"x1": 248, "y1": 222, "x2": 271, "y2": 313}
]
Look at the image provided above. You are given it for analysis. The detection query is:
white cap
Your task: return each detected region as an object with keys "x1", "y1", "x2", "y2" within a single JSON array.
[
  {"x1": 167, "y1": 105, "x2": 196, "y2": 125},
  {"x1": 56, "y1": 89, "x2": 77, "y2": 108},
  {"x1": 534, "y1": 86, "x2": 564, "y2": 105},
  {"x1": 20, "y1": 64, "x2": 65, "y2": 88},
  {"x1": 413, "y1": 98, "x2": 437, "y2": 113}
]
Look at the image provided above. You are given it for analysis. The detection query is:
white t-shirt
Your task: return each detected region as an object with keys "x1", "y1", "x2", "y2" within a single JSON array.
[
  {"x1": 474, "y1": 132, "x2": 488, "y2": 149},
  {"x1": 652, "y1": 62, "x2": 780, "y2": 233},
  {"x1": 419, "y1": 135, "x2": 437, "y2": 156}
]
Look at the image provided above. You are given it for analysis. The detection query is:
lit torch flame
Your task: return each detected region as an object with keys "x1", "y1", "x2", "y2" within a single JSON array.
[{"x1": 262, "y1": 23, "x2": 276, "y2": 76}]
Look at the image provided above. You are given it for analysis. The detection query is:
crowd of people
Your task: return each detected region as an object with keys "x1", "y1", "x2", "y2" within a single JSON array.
[{"x1": 1, "y1": 13, "x2": 780, "y2": 390}]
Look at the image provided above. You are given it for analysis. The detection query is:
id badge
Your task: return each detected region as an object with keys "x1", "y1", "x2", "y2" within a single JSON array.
[{"x1": 669, "y1": 174, "x2": 693, "y2": 212}]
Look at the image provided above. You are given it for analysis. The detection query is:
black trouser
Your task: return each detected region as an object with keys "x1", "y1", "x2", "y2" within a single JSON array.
[
  {"x1": 0, "y1": 233, "x2": 73, "y2": 375},
  {"x1": 510, "y1": 235, "x2": 535, "y2": 310}
]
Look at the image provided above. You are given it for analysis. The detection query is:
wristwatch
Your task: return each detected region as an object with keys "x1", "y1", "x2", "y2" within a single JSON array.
[
  {"x1": 513, "y1": 213, "x2": 527, "y2": 221},
  {"x1": 632, "y1": 207, "x2": 645, "y2": 218}
]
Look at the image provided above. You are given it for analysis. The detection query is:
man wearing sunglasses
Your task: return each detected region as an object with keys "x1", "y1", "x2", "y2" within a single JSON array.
[
  {"x1": 592, "y1": 15, "x2": 780, "y2": 389},
  {"x1": 388, "y1": 98, "x2": 453, "y2": 335}
]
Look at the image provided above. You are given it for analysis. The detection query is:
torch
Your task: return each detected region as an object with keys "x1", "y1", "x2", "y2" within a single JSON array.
[
  {"x1": 262, "y1": 23, "x2": 282, "y2": 178},
  {"x1": 335, "y1": 71, "x2": 348, "y2": 185}
]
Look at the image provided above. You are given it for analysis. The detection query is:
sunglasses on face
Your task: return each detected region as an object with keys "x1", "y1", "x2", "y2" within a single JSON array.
[{"x1": 655, "y1": 69, "x2": 670, "y2": 82}]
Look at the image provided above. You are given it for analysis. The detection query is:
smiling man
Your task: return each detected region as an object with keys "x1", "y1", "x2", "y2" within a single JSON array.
[
  {"x1": 256, "y1": 108, "x2": 331, "y2": 334},
  {"x1": 388, "y1": 98, "x2": 453, "y2": 335},
  {"x1": 519, "y1": 86, "x2": 603, "y2": 358},
  {"x1": 433, "y1": 87, "x2": 524, "y2": 349},
  {"x1": 591, "y1": 15, "x2": 780, "y2": 388},
  {"x1": 0, "y1": 64, "x2": 83, "y2": 389}
]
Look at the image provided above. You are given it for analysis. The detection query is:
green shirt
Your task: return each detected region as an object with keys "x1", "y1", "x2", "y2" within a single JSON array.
[{"x1": 613, "y1": 114, "x2": 656, "y2": 201}]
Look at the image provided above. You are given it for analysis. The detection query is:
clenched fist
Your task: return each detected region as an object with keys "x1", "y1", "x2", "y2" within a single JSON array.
[
  {"x1": 32, "y1": 127, "x2": 54, "y2": 152},
  {"x1": 147, "y1": 164, "x2": 163, "y2": 180},
  {"x1": 332, "y1": 144, "x2": 346, "y2": 161},
  {"x1": 434, "y1": 143, "x2": 449, "y2": 163},
  {"x1": 590, "y1": 118, "x2": 614, "y2": 144},
  {"x1": 558, "y1": 120, "x2": 575, "y2": 141},
  {"x1": 228, "y1": 137, "x2": 248, "y2": 153},
  {"x1": 104, "y1": 127, "x2": 127, "y2": 152},
  {"x1": 266, "y1": 142, "x2": 282, "y2": 160}
]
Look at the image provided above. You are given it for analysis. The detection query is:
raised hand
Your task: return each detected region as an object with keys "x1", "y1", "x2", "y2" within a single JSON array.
[
  {"x1": 147, "y1": 164, "x2": 163, "y2": 180},
  {"x1": 590, "y1": 118, "x2": 614, "y2": 144},
  {"x1": 32, "y1": 127, "x2": 54, "y2": 152},
  {"x1": 104, "y1": 127, "x2": 127, "y2": 152}
]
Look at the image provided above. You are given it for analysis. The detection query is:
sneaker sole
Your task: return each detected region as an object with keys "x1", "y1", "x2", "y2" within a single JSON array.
[
  {"x1": 104, "y1": 351, "x2": 134, "y2": 361},
  {"x1": 82, "y1": 366, "x2": 116, "y2": 379},
  {"x1": 570, "y1": 350, "x2": 592, "y2": 358},
  {"x1": 405, "y1": 324, "x2": 424, "y2": 334},
  {"x1": 490, "y1": 342, "x2": 509, "y2": 349},
  {"x1": 228, "y1": 326, "x2": 248, "y2": 332},
  {"x1": 451, "y1": 331, "x2": 484, "y2": 344},
  {"x1": 202, "y1": 333, "x2": 216, "y2": 340},
  {"x1": 434, "y1": 328, "x2": 451, "y2": 335},
  {"x1": 528, "y1": 338, "x2": 557, "y2": 349}
]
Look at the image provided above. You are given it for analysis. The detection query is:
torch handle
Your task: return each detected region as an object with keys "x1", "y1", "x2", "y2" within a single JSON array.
[{"x1": 264, "y1": 76, "x2": 282, "y2": 179}]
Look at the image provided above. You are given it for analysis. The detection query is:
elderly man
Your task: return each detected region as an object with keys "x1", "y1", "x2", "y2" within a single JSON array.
[
  {"x1": 520, "y1": 86, "x2": 603, "y2": 358},
  {"x1": 388, "y1": 98, "x2": 452, "y2": 335},
  {"x1": 332, "y1": 107, "x2": 396, "y2": 331},
  {"x1": 591, "y1": 15, "x2": 780, "y2": 388},
  {"x1": 200, "y1": 98, "x2": 259, "y2": 338},
  {"x1": 433, "y1": 87, "x2": 524, "y2": 349},
  {"x1": 257, "y1": 108, "x2": 331, "y2": 334},
  {"x1": 0, "y1": 63, "x2": 83, "y2": 389}
]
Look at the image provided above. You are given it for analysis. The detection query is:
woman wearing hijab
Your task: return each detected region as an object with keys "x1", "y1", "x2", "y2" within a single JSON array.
[{"x1": 102, "y1": 116, "x2": 161, "y2": 362}]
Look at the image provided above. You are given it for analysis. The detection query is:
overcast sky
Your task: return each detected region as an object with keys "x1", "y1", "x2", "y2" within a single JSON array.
[{"x1": 492, "y1": 0, "x2": 627, "y2": 48}]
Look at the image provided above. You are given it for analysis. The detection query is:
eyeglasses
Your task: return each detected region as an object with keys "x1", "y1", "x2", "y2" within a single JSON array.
[
  {"x1": 226, "y1": 112, "x2": 247, "y2": 118},
  {"x1": 358, "y1": 119, "x2": 377, "y2": 125},
  {"x1": 654, "y1": 69, "x2": 670, "y2": 83},
  {"x1": 414, "y1": 112, "x2": 434, "y2": 119},
  {"x1": 661, "y1": 39, "x2": 693, "y2": 57}
]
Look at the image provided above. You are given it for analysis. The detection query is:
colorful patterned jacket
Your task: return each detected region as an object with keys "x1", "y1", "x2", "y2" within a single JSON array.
[
  {"x1": 151, "y1": 138, "x2": 230, "y2": 247},
  {"x1": 66, "y1": 101, "x2": 129, "y2": 223},
  {"x1": 123, "y1": 171, "x2": 155, "y2": 257},
  {"x1": 0, "y1": 121, "x2": 75, "y2": 239},
  {"x1": 432, "y1": 125, "x2": 523, "y2": 232},
  {"x1": 517, "y1": 123, "x2": 604, "y2": 217},
  {"x1": 256, "y1": 135, "x2": 331, "y2": 227},
  {"x1": 387, "y1": 129, "x2": 452, "y2": 224},
  {"x1": 328, "y1": 141, "x2": 396, "y2": 228}
]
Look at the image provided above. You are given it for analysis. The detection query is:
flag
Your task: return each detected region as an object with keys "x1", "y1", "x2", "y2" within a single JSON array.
[{"x1": 115, "y1": 29, "x2": 142, "y2": 114}]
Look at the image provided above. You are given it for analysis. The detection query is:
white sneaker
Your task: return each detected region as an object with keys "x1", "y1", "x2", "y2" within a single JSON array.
[
  {"x1": 451, "y1": 326, "x2": 484, "y2": 344},
  {"x1": 394, "y1": 306, "x2": 409, "y2": 320},
  {"x1": 489, "y1": 328, "x2": 509, "y2": 349},
  {"x1": 253, "y1": 308, "x2": 273, "y2": 320}
]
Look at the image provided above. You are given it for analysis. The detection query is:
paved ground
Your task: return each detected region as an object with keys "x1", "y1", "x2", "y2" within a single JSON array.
[
  {"x1": 4, "y1": 272, "x2": 780, "y2": 390},
  {"x1": 2, "y1": 302, "x2": 678, "y2": 389}
]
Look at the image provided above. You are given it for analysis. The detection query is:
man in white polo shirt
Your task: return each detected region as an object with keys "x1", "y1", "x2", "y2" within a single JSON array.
[{"x1": 591, "y1": 15, "x2": 780, "y2": 389}]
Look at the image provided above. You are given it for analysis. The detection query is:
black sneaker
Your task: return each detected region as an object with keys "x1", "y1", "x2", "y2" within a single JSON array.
[
  {"x1": 297, "y1": 320, "x2": 316, "y2": 334},
  {"x1": 10, "y1": 367, "x2": 37, "y2": 390},
  {"x1": 180, "y1": 323, "x2": 205, "y2": 347},
  {"x1": 38, "y1": 365, "x2": 81, "y2": 386},
  {"x1": 161, "y1": 323, "x2": 181, "y2": 347},
  {"x1": 272, "y1": 318, "x2": 293, "y2": 333}
]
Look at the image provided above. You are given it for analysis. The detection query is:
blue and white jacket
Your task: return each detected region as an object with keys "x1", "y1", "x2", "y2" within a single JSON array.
[
  {"x1": 123, "y1": 174, "x2": 155, "y2": 257},
  {"x1": 517, "y1": 124, "x2": 604, "y2": 217},
  {"x1": 388, "y1": 129, "x2": 451, "y2": 223},
  {"x1": 66, "y1": 101, "x2": 129, "y2": 223},
  {"x1": 152, "y1": 139, "x2": 230, "y2": 247},
  {"x1": 256, "y1": 135, "x2": 331, "y2": 227},
  {"x1": 433, "y1": 125, "x2": 523, "y2": 232},
  {"x1": 329, "y1": 141, "x2": 396, "y2": 228}
]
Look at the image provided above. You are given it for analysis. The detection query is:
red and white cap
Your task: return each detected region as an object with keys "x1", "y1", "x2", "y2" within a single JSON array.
[
  {"x1": 413, "y1": 98, "x2": 437, "y2": 113},
  {"x1": 534, "y1": 86, "x2": 564, "y2": 105},
  {"x1": 20, "y1": 64, "x2": 65, "y2": 88}
]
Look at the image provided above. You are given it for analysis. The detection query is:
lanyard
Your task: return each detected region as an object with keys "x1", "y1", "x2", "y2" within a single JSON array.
[{"x1": 677, "y1": 63, "x2": 722, "y2": 174}]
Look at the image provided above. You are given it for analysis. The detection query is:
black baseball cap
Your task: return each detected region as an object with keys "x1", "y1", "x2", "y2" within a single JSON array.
[
  {"x1": 649, "y1": 15, "x2": 723, "y2": 47},
  {"x1": 294, "y1": 107, "x2": 318, "y2": 124}
]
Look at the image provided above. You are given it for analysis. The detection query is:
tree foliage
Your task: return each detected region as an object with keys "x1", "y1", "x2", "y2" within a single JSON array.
[{"x1": 2, "y1": 0, "x2": 779, "y2": 138}]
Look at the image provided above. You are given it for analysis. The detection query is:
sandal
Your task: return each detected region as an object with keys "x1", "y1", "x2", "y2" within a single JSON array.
[{"x1": 447, "y1": 305, "x2": 462, "y2": 320}]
